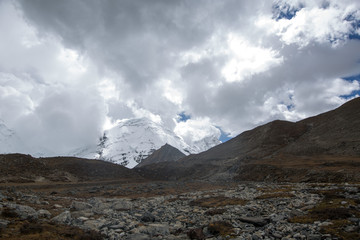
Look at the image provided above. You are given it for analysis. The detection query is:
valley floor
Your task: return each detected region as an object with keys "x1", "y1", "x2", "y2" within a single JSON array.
[{"x1": 0, "y1": 180, "x2": 359, "y2": 240}]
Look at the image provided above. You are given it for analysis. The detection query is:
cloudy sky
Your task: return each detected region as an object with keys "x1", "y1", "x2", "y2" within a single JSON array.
[{"x1": 1, "y1": 0, "x2": 359, "y2": 155}]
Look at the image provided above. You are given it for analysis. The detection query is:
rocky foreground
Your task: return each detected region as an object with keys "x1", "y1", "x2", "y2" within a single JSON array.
[{"x1": 0, "y1": 182, "x2": 359, "y2": 240}]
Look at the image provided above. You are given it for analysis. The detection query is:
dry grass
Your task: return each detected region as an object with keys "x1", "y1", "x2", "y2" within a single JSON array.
[
  {"x1": 189, "y1": 196, "x2": 248, "y2": 208},
  {"x1": 289, "y1": 207, "x2": 353, "y2": 224},
  {"x1": 320, "y1": 220, "x2": 360, "y2": 240},
  {"x1": 289, "y1": 189, "x2": 360, "y2": 240},
  {"x1": 1, "y1": 208, "x2": 19, "y2": 218},
  {"x1": 256, "y1": 185, "x2": 293, "y2": 193},
  {"x1": 208, "y1": 221, "x2": 233, "y2": 237},
  {"x1": 256, "y1": 185, "x2": 295, "y2": 199},
  {"x1": 255, "y1": 192, "x2": 295, "y2": 199},
  {"x1": 205, "y1": 208, "x2": 227, "y2": 216},
  {"x1": 0, "y1": 220, "x2": 104, "y2": 240},
  {"x1": 166, "y1": 196, "x2": 189, "y2": 203}
]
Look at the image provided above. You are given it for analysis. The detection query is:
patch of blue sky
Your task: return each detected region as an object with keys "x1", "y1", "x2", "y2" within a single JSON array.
[
  {"x1": 177, "y1": 112, "x2": 191, "y2": 122},
  {"x1": 340, "y1": 90, "x2": 360, "y2": 100},
  {"x1": 345, "y1": 13, "x2": 360, "y2": 40},
  {"x1": 286, "y1": 104, "x2": 295, "y2": 111},
  {"x1": 349, "y1": 25, "x2": 360, "y2": 41},
  {"x1": 280, "y1": 100, "x2": 294, "y2": 111},
  {"x1": 341, "y1": 74, "x2": 360, "y2": 99},
  {"x1": 349, "y1": 34, "x2": 360, "y2": 41},
  {"x1": 219, "y1": 128, "x2": 232, "y2": 143},
  {"x1": 343, "y1": 74, "x2": 360, "y2": 82},
  {"x1": 272, "y1": 2, "x2": 302, "y2": 21}
]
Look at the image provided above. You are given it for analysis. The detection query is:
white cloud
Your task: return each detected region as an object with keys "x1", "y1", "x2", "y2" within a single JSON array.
[
  {"x1": 174, "y1": 117, "x2": 221, "y2": 144},
  {"x1": 222, "y1": 34, "x2": 283, "y2": 82},
  {"x1": 258, "y1": 0, "x2": 360, "y2": 47},
  {"x1": 0, "y1": 0, "x2": 359, "y2": 155},
  {"x1": 160, "y1": 79, "x2": 184, "y2": 105},
  {"x1": 98, "y1": 78, "x2": 120, "y2": 101},
  {"x1": 128, "y1": 101, "x2": 163, "y2": 124},
  {"x1": 58, "y1": 48, "x2": 87, "y2": 74},
  {"x1": 0, "y1": 0, "x2": 106, "y2": 155}
]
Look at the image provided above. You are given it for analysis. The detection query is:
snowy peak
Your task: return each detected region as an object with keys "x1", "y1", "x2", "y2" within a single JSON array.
[
  {"x1": 71, "y1": 117, "x2": 221, "y2": 168},
  {"x1": 190, "y1": 135, "x2": 222, "y2": 154},
  {"x1": 0, "y1": 120, "x2": 25, "y2": 154},
  {"x1": 0, "y1": 120, "x2": 16, "y2": 139},
  {"x1": 72, "y1": 117, "x2": 221, "y2": 168},
  {"x1": 1, "y1": 117, "x2": 221, "y2": 168},
  {"x1": 106, "y1": 118, "x2": 188, "y2": 151},
  {"x1": 99, "y1": 118, "x2": 191, "y2": 168}
]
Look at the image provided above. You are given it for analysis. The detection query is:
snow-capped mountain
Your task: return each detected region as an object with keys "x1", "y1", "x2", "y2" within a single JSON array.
[
  {"x1": 72, "y1": 117, "x2": 221, "y2": 168},
  {"x1": 0, "y1": 117, "x2": 221, "y2": 168},
  {"x1": 0, "y1": 120, "x2": 55, "y2": 157},
  {"x1": 0, "y1": 120, "x2": 26, "y2": 154},
  {"x1": 191, "y1": 135, "x2": 223, "y2": 154}
]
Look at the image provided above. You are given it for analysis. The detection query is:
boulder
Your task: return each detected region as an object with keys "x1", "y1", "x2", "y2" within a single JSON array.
[
  {"x1": 124, "y1": 233, "x2": 149, "y2": 240},
  {"x1": 0, "y1": 219, "x2": 10, "y2": 229},
  {"x1": 136, "y1": 223, "x2": 170, "y2": 237},
  {"x1": 140, "y1": 212, "x2": 156, "y2": 222},
  {"x1": 51, "y1": 211, "x2": 72, "y2": 225},
  {"x1": 238, "y1": 216, "x2": 269, "y2": 227},
  {"x1": 70, "y1": 201, "x2": 92, "y2": 211},
  {"x1": 112, "y1": 200, "x2": 132, "y2": 211},
  {"x1": 4, "y1": 203, "x2": 38, "y2": 220},
  {"x1": 83, "y1": 218, "x2": 107, "y2": 231},
  {"x1": 38, "y1": 209, "x2": 51, "y2": 218}
]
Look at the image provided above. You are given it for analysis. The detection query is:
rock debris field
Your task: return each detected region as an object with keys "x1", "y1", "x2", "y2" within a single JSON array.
[{"x1": 0, "y1": 182, "x2": 359, "y2": 240}]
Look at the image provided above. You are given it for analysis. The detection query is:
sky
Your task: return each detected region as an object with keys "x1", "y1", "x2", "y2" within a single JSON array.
[{"x1": 0, "y1": 0, "x2": 359, "y2": 154}]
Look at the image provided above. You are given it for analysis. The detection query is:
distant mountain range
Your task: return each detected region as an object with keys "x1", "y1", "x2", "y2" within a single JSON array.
[
  {"x1": 0, "y1": 98, "x2": 359, "y2": 183},
  {"x1": 70, "y1": 118, "x2": 220, "y2": 168},
  {"x1": 136, "y1": 97, "x2": 360, "y2": 182},
  {"x1": 0, "y1": 117, "x2": 221, "y2": 168}
]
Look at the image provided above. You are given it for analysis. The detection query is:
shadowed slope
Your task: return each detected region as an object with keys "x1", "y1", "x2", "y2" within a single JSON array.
[
  {"x1": 0, "y1": 154, "x2": 143, "y2": 183},
  {"x1": 135, "y1": 144, "x2": 185, "y2": 168}
]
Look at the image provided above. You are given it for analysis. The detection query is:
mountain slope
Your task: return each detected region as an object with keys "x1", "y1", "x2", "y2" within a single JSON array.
[
  {"x1": 0, "y1": 153, "x2": 143, "y2": 183},
  {"x1": 135, "y1": 143, "x2": 186, "y2": 168},
  {"x1": 137, "y1": 97, "x2": 360, "y2": 182}
]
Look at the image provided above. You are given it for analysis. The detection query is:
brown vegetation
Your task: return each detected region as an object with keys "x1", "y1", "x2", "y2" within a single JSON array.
[
  {"x1": 207, "y1": 221, "x2": 233, "y2": 237},
  {"x1": 189, "y1": 196, "x2": 247, "y2": 208},
  {"x1": 289, "y1": 188, "x2": 360, "y2": 240},
  {"x1": 0, "y1": 220, "x2": 104, "y2": 240},
  {"x1": 205, "y1": 208, "x2": 227, "y2": 216},
  {"x1": 255, "y1": 192, "x2": 295, "y2": 199},
  {"x1": 0, "y1": 154, "x2": 143, "y2": 184}
]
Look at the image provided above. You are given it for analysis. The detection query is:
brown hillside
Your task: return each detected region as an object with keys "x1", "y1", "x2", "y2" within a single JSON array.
[
  {"x1": 0, "y1": 154, "x2": 143, "y2": 184},
  {"x1": 135, "y1": 143, "x2": 185, "y2": 168},
  {"x1": 137, "y1": 97, "x2": 360, "y2": 182}
]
